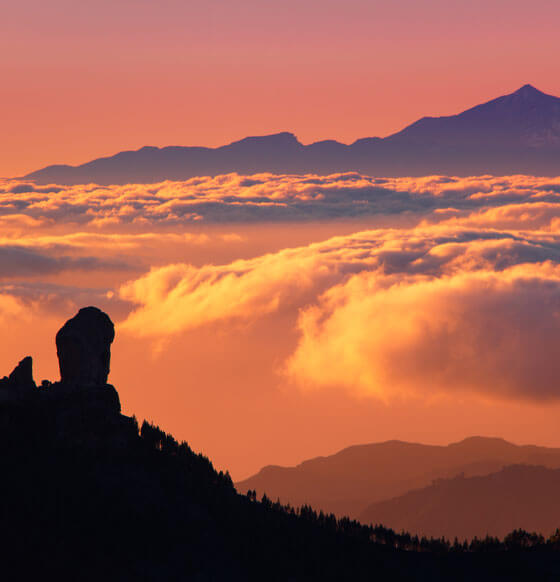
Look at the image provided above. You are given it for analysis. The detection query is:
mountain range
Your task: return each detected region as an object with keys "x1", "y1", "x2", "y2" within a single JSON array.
[
  {"x1": 25, "y1": 84, "x2": 560, "y2": 185},
  {"x1": 236, "y1": 436, "x2": 560, "y2": 523}
]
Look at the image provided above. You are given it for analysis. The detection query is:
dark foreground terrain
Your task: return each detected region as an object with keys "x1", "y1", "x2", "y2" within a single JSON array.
[{"x1": 2, "y1": 307, "x2": 560, "y2": 580}]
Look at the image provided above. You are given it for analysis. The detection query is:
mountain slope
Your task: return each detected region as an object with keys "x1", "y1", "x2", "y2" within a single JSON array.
[
  {"x1": 25, "y1": 85, "x2": 560, "y2": 184},
  {"x1": 388, "y1": 84, "x2": 560, "y2": 148},
  {"x1": 0, "y1": 309, "x2": 415, "y2": 581},
  {"x1": 3, "y1": 307, "x2": 560, "y2": 579},
  {"x1": 360, "y1": 464, "x2": 560, "y2": 540},
  {"x1": 236, "y1": 436, "x2": 560, "y2": 520}
]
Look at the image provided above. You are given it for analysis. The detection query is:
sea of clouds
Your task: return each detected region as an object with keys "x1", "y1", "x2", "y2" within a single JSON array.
[{"x1": 2, "y1": 173, "x2": 560, "y2": 226}]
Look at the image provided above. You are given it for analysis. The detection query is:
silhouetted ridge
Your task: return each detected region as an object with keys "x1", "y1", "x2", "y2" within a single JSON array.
[
  {"x1": 237, "y1": 436, "x2": 560, "y2": 521},
  {"x1": 3, "y1": 307, "x2": 560, "y2": 580},
  {"x1": 25, "y1": 84, "x2": 560, "y2": 184},
  {"x1": 359, "y1": 464, "x2": 560, "y2": 540}
]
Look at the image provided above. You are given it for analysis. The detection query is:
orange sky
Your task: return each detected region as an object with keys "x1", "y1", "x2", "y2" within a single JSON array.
[
  {"x1": 3, "y1": 1, "x2": 560, "y2": 481},
  {"x1": 2, "y1": 0, "x2": 560, "y2": 176}
]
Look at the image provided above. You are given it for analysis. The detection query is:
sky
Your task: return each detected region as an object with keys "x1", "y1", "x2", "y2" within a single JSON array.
[
  {"x1": 2, "y1": 0, "x2": 560, "y2": 177},
  {"x1": 3, "y1": 0, "x2": 560, "y2": 482}
]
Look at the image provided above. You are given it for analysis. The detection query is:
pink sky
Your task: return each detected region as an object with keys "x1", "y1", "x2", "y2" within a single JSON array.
[
  {"x1": 2, "y1": 0, "x2": 560, "y2": 176},
  {"x1": 3, "y1": 2, "x2": 560, "y2": 481}
]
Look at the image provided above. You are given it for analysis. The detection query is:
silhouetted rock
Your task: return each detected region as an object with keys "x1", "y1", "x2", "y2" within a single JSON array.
[
  {"x1": 8, "y1": 356, "x2": 36, "y2": 390},
  {"x1": 56, "y1": 306, "x2": 115, "y2": 387},
  {"x1": 0, "y1": 356, "x2": 36, "y2": 402},
  {"x1": 0, "y1": 307, "x2": 122, "y2": 441}
]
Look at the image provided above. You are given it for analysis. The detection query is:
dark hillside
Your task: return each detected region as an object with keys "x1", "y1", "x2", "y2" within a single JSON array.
[{"x1": 1, "y1": 307, "x2": 560, "y2": 580}]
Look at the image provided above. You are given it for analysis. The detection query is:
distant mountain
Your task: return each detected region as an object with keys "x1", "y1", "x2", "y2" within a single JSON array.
[
  {"x1": 235, "y1": 436, "x2": 560, "y2": 520},
  {"x1": 25, "y1": 85, "x2": 560, "y2": 184},
  {"x1": 360, "y1": 464, "x2": 560, "y2": 540}
]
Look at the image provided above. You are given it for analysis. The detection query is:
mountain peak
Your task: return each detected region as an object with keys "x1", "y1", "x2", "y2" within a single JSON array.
[
  {"x1": 449, "y1": 436, "x2": 514, "y2": 449},
  {"x1": 511, "y1": 84, "x2": 547, "y2": 98},
  {"x1": 226, "y1": 131, "x2": 301, "y2": 147}
]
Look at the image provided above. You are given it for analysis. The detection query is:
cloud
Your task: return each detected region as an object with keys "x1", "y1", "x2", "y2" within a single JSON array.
[
  {"x1": 2, "y1": 173, "x2": 560, "y2": 225},
  {"x1": 119, "y1": 222, "x2": 560, "y2": 403},
  {"x1": 0, "y1": 232, "x2": 214, "y2": 251},
  {"x1": 287, "y1": 262, "x2": 560, "y2": 402},
  {"x1": 0, "y1": 293, "x2": 27, "y2": 325},
  {"x1": 0, "y1": 245, "x2": 131, "y2": 278},
  {"x1": 119, "y1": 246, "x2": 343, "y2": 336},
  {"x1": 0, "y1": 281, "x2": 130, "y2": 320}
]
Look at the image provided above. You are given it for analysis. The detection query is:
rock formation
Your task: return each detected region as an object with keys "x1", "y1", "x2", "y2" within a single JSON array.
[
  {"x1": 56, "y1": 306, "x2": 115, "y2": 387},
  {"x1": 0, "y1": 307, "x2": 124, "y2": 439},
  {"x1": 0, "y1": 356, "x2": 36, "y2": 401},
  {"x1": 8, "y1": 356, "x2": 36, "y2": 390}
]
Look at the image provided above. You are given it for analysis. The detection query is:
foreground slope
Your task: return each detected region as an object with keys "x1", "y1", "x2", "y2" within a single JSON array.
[
  {"x1": 236, "y1": 436, "x2": 560, "y2": 520},
  {"x1": 25, "y1": 85, "x2": 560, "y2": 184},
  {"x1": 360, "y1": 465, "x2": 560, "y2": 540},
  {"x1": 2, "y1": 306, "x2": 560, "y2": 580}
]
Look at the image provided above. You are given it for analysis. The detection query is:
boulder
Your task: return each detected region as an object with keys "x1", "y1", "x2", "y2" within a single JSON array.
[{"x1": 56, "y1": 306, "x2": 115, "y2": 387}]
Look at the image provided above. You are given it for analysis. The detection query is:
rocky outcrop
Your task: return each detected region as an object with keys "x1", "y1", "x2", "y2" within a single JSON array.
[
  {"x1": 0, "y1": 356, "x2": 37, "y2": 402},
  {"x1": 0, "y1": 307, "x2": 125, "y2": 444},
  {"x1": 8, "y1": 356, "x2": 36, "y2": 390},
  {"x1": 56, "y1": 306, "x2": 115, "y2": 387},
  {"x1": 1, "y1": 307, "x2": 120, "y2": 413}
]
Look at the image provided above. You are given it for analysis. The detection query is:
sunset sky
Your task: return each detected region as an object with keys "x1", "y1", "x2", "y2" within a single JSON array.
[
  {"x1": 3, "y1": 0, "x2": 560, "y2": 482},
  {"x1": 2, "y1": 0, "x2": 560, "y2": 177}
]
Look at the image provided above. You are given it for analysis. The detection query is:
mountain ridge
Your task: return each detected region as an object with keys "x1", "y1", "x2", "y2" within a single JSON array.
[
  {"x1": 25, "y1": 84, "x2": 560, "y2": 184},
  {"x1": 235, "y1": 435, "x2": 560, "y2": 520},
  {"x1": 359, "y1": 464, "x2": 560, "y2": 540}
]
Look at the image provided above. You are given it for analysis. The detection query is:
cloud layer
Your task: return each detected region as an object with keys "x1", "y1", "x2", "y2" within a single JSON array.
[
  {"x1": 3, "y1": 173, "x2": 560, "y2": 225},
  {"x1": 5, "y1": 173, "x2": 560, "y2": 404}
]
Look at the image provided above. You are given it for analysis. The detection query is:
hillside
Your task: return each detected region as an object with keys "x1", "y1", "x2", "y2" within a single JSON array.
[
  {"x1": 360, "y1": 465, "x2": 560, "y2": 541},
  {"x1": 3, "y1": 306, "x2": 560, "y2": 580},
  {"x1": 25, "y1": 85, "x2": 560, "y2": 184},
  {"x1": 236, "y1": 437, "x2": 560, "y2": 520}
]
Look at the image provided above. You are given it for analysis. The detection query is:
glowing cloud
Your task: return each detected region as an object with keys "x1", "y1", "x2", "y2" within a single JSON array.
[
  {"x1": 2, "y1": 174, "x2": 560, "y2": 226},
  {"x1": 119, "y1": 218, "x2": 560, "y2": 402},
  {"x1": 287, "y1": 262, "x2": 560, "y2": 402}
]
